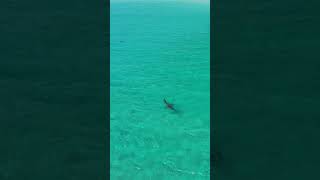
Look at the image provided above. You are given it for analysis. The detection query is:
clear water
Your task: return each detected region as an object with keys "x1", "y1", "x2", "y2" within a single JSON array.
[{"x1": 111, "y1": 1, "x2": 210, "y2": 179}]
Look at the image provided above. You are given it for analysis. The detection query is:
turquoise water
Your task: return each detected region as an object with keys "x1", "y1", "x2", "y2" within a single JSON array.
[{"x1": 111, "y1": 1, "x2": 210, "y2": 179}]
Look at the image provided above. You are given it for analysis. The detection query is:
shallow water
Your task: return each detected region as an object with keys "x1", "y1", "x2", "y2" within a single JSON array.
[{"x1": 111, "y1": 1, "x2": 210, "y2": 179}]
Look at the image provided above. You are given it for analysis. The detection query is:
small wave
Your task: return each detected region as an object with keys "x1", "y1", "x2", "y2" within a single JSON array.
[{"x1": 162, "y1": 160, "x2": 209, "y2": 177}]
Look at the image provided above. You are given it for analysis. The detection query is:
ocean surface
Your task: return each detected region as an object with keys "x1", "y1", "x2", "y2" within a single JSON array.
[{"x1": 110, "y1": 1, "x2": 210, "y2": 179}]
